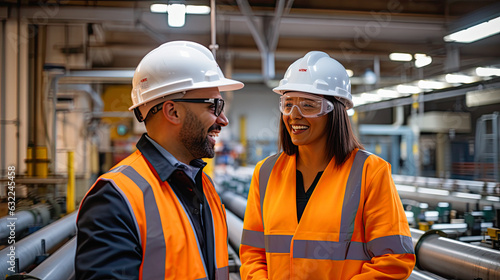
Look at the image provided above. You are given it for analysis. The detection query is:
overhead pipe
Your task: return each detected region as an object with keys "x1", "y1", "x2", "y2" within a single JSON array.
[
  {"x1": 26, "y1": 237, "x2": 76, "y2": 280},
  {"x1": 0, "y1": 211, "x2": 77, "y2": 277},
  {"x1": 411, "y1": 228, "x2": 500, "y2": 280},
  {"x1": 0, "y1": 204, "x2": 51, "y2": 241}
]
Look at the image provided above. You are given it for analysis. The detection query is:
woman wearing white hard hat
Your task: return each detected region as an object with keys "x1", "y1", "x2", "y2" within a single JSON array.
[{"x1": 240, "y1": 51, "x2": 415, "y2": 279}]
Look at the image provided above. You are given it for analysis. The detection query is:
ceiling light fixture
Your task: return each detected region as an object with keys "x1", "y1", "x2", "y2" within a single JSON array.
[
  {"x1": 444, "y1": 16, "x2": 500, "y2": 43},
  {"x1": 168, "y1": 4, "x2": 186, "y2": 27},
  {"x1": 389, "y1": 53, "x2": 412, "y2": 62},
  {"x1": 414, "y1": 53, "x2": 432, "y2": 68},
  {"x1": 396, "y1": 85, "x2": 421, "y2": 95},
  {"x1": 445, "y1": 74, "x2": 476, "y2": 84},
  {"x1": 476, "y1": 67, "x2": 500, "y2": 76},
  {"x1": 150, "y1": 3, "x2": 210, "y2": 27},
  {"x1": 417, "y1": 80, "x2": 448, "y2": 90}
]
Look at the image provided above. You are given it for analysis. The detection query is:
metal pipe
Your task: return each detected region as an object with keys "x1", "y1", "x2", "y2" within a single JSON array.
[
  {"x1": 411, "y1": 228, "x2": 500, "y2": 280},
  {"x1": 0, "y1": 204, "x2": 51, "y2": 240},
  {"x1": 408, "y1": 270, "x2": 447, "y2": 280},
  {"x1": 209, "y1": 0, "x2": 217, "y2": 57},
  {"x1": 0, "y1": 211, "x2": 77, "y2": 276},
  {"x1": 226, "y1": 209, "x2": 243, "y2": 252},
  {"x1": 28, "y1": 237, "x2": 76, "y2": 280},
  {"x1": 1, "y1": 19, "x2": 6, "y2": 175},
  {"x1": 221, "y1": 191, "x2": 247, "y2": 220}
]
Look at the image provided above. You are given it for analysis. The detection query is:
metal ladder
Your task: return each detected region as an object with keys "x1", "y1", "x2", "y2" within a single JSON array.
[{"x1": 475, "y1": 112, "x2": 499, "y2": 181}]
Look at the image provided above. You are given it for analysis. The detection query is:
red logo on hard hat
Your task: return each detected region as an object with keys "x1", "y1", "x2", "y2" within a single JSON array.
[
  {"x1": 299, "y1": 69, "x2": 307, "y2": 72},
  {"x1": 141, "y1": 78, "x2": 148, "y2": 82}
]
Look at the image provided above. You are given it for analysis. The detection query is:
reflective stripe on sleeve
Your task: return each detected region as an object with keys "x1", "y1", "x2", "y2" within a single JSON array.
[
  {"x1": 258, "y1": 154, "x2": 280, "y2": 229},
  {"x1": 119, "y1": 166, "x2": 167, "y2": 280},
  {"x1": 367, "y1": 235, "x2": 415, "y2": 257},
  {"x1": 339, "y1": 150, "x2": 370, "y2": 242},
  {"x1": 241, "y1": 229, "x2": 265, "y2": 249}
]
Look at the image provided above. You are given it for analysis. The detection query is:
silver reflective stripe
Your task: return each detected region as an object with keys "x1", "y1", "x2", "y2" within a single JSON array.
[
  {"x1": 215, "y1": 266, "x2": 229, "y2": 280},
  {"x1": 367, "y1": 235, "x2": 415, "y2": 256},
  {"x1": 293, "y1": 240, "x2": 370, "y2": 260},
  {"x1": 339, "y1": 150, "x2": 370, "y2": 242},
  {"x1": 265, "y1": 234, "x2": 293, "y2": 253},
  {"x1": 119, "y1": 166, "x2": 166, "y2": 280},
  {"x1": 241, "y1": 229, "x2": 265, "y2": 248},
  {"x1": 102, "y1": 178, "x2": 142, "y2": 246},
  {"x1": 108, "y1": 165, "x2": 129, "y2": 174},
  {"x1": 195, "y1": 277, "x2": 209, "y2": 280},
  {"x1": 258, "y1": 153, "x2": 281, "y2": 229}
]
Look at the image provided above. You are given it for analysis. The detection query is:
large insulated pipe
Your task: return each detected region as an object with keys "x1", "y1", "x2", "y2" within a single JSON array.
[
  {"x1": 226, "y1": 209, "x2": 243, "y2": 252},
  {"x1": 0, "y1": 204, "x2": 51, "y2": 240},
  {"x1": 0, "y1": 211, "x2": 77, "y2": 276},
  {"x1": 411, "y1": 228, "x2": 500, "y2": 280},
  {"x1": 27, "y1": 237, "x2": 76, "y2": 280},
  {"x1": 408, "y1": 270, "x2": 448, "y2": 280},
  {"x1": 221, "y1": 191, "x2": 247, "y2": 220}
]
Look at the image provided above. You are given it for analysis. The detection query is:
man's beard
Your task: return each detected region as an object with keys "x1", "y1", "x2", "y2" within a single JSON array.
[{"x1": 179, "y1": 109, "x2": 219, "y2": 160}]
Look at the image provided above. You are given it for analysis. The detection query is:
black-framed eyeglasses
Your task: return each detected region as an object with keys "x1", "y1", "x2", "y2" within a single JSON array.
[{"x1": 171, "y1": 98, "x2": 225, "y2": 117}]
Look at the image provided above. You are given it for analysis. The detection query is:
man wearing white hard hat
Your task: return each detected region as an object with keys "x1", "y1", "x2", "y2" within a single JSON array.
[
  {"x1": 239, "y1": 51, "x2": 415, "y2": 279},
  {"x1": 76, "y1": 41, "x2": 244, "y2": 280}
]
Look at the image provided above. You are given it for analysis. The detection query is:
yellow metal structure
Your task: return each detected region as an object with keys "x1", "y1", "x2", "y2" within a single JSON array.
[
  {"x1": 67, "y1": 151, "x2": 75, "y2": 213},
  {"x1": 26, "y1": 146, "x2": 49, "y2": 177}
]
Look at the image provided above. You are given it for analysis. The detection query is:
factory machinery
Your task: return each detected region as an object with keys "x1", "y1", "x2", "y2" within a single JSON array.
[
  {"x1": 1, "y1": 173, "x2": 498, "y2": 280},
  {"x1": 221, "y1": 178, "x2": 500, "y2": 280},
  {"x1": 0, "y1": 206, "x2": 241, "y2": 279}
]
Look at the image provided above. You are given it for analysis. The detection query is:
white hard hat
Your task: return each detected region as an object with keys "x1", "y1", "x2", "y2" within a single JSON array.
[
  {"x1": 130, "y1": 41, "x2": 244, "y2": 121},
  {"x1": 273, "y1": 51, "x2": 353, "y2": 109}
]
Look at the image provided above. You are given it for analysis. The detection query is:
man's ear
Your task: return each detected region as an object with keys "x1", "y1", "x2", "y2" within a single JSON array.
[{"x1": 162, "y1": 101, "x2": 182, "y2": 124}]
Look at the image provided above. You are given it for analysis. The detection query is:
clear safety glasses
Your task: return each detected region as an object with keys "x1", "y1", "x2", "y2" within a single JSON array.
[{"x1": 279, "y1": 93, "x2": 334, "y2": 118}]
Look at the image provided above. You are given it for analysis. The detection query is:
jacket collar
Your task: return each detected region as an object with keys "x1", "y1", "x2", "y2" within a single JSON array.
[{"x1": 136, "y1": 133, "x2": 206, "y2": 182}]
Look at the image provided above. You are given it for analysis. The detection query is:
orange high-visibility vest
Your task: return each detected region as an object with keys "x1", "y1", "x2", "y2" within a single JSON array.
[
  {"x1": 240, "y1": 149, "x2": 415, "y2": 280},
  {"x1": 79, "y1": 150, "x2": 229, "y2": 280}
]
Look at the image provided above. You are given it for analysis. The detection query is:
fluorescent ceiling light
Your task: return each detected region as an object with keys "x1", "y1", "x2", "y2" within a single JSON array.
[
  {"x1": 445, "y1": 74, "x2": 476, "y2": 84},
  {"x1": 476, "y1": 67, "x2": 500, "y2": 76},
  {"x1": 486, "y1": 196, "x2": 500, "y2": 202},
  {"x1": 389, "y1": 53, "x2": 412, "y2": 62},
  {"x1": 151, "y1": 4, "x2": 210, "y2": 14},
  {"x1": 168, "y1": 4, "x2": 186, "y2": 27},
  {"x1": 397, "y1": 85, "x2": 421, "y2": 94},
  {"x1": 418, "y1": 80, "x2": 448, "y2": 89},
  {"x1": 377, "y1": 89, "x2": 400, "y2": 98},
  {"x1": 347, "y1": 108, "x2": 355, "y2": 116},
  {"x1": 361, "y1": 93, "x2": 382, "y2": 102},
  {"x1": 396, "y1": 184, "x2": 416, "y2": 193},
  {"x1": 151, "y1": 3, "x2": 168, "y2": 13},
  {"x1": 186, "y1": 5, "x2": 211, "y2": 14},
  {"x1": 444, "y1": 16, "x2": 500, "y2": 43},
  {"x1": 454, "y1": 192, "x2": 481, "y2": 199},
  {"x1": 417, "y1": 187, "x2": 449, "y2": 196},
  {"x1": 346, "y1": 69, "x2": 354, "y2": 77},
  {"x1": 414, "y1": 54, "x2": 432, "y2": 68},
  {"x1": 352, "y1": 95, "x2": 366, "y2": 106}
]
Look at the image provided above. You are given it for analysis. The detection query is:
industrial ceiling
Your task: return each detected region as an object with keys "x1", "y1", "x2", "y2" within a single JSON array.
[{"x1": 2, "y1": 0, "x2": 500, "y2": 94}]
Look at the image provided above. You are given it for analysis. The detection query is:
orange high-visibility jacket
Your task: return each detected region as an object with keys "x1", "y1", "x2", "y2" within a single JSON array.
[
  {"x1": 79, "y1": 150, "x2": 229, "y2": 280},
  {"x1": 240, "y1": 149, "x2": 415, "y2": 280}
]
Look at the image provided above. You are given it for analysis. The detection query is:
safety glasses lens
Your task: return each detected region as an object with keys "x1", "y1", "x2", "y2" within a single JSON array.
[{"x1": 279, "y1": 96, "x2": 332, "y2": 117}]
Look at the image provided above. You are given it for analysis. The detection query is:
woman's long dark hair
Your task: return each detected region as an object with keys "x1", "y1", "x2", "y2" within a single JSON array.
[{"x1": 278, "y1": 95, "x2": 363, "y2": 167}]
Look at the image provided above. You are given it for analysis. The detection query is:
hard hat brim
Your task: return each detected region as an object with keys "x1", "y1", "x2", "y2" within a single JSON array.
[{"x1": 129, "y1": 78, "x2": 244, "y2": 111}]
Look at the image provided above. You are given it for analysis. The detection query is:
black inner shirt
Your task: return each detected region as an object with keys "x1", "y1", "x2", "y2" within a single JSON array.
[{"x1": 296, "y1": 170, "x2": 324, "y2": 222}]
